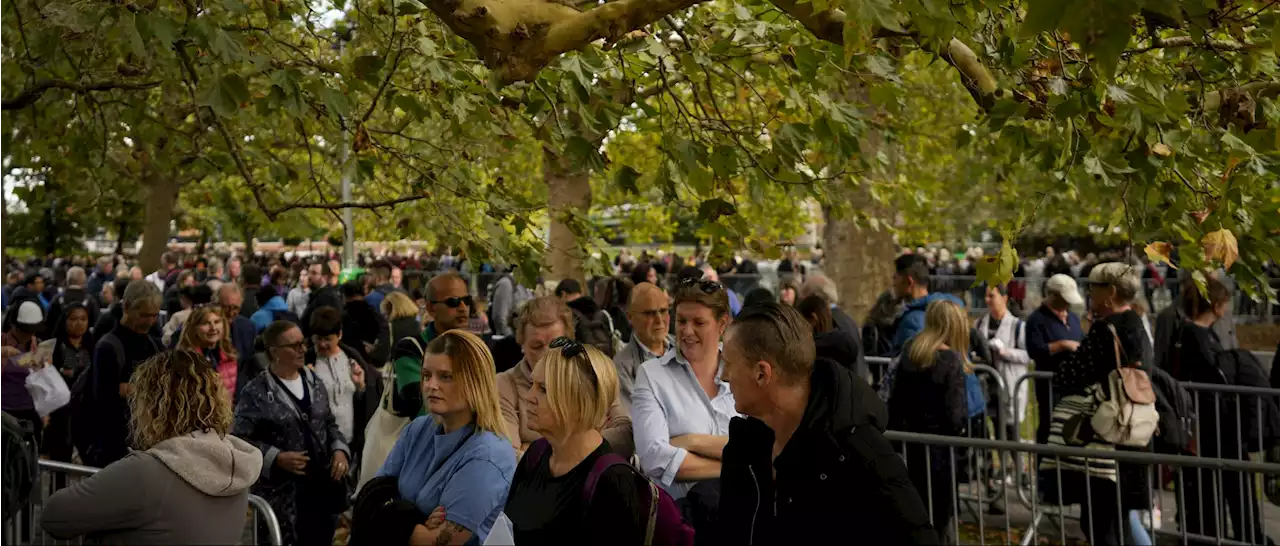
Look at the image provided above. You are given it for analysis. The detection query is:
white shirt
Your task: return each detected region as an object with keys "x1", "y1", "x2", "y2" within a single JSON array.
[
  {"x1": 279, "y1": 374, "x2": 305, "y2": 400},
  {"x1": 631, "y1": 346, "x2": 737, "y2": 499},
  {"x1": 315, "y1": 351, "x2": 357, "y2": 442}
]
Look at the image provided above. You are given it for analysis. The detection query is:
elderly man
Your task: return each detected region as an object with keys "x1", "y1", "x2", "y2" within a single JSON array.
[
  {"x1": 613, "y1": 282, "x2": 675, "y2": 411},
  {"x1": 213, "y1": 283, "x2": 258, "y2": 361},
  {"x1": 76, "y1": 281, "x2": 163, "y2": 467},
  {"x1": 718, "y1": 303, "x2": 935, "y2": 544},
  {"x1": 799, "y1": 273, "x2": 868, "y2": 382},
  {"x1": 46, "y1": 266, "x2": 101, "y2": 332}
]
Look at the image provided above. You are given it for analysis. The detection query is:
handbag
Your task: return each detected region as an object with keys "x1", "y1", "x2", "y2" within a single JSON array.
[
  {"x1": 357, "y1": 363, "x2": 412, "y2": 492},
  {"x1": 26, "y1": 354, "x2": 71, "y2": 418}
]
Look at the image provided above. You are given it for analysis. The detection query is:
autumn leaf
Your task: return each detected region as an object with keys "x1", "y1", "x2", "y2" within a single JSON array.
[
  {"x1": 1201, "y1": 229, "x2": 1239, "y2": 270},
  {"x1": 1219, "y1": 157, "x2": 1240, "y2": 185},
  {"x1": 973, "y1": 240, "x2": 1018, "y2": 288},
  {"x1": 1151, "y1": 143, "x2": 1172, "y2": 157},
  {"x1": 1143, "y1": 241, "x2": 1177, "y2": 269},
  {"x1": 353, "y1": 124, "x2": 371, "y2": 152}
]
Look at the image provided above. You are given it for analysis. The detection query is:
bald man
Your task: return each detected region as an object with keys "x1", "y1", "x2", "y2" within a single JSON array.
[{"x1": 613, "y1": 282, "x2": 675, "y2": 411}]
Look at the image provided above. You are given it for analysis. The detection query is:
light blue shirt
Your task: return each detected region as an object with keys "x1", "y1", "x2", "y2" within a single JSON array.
[
  {"x1": 631, "y1": 347, "x2": 737, "y2": 499},
  {"x1": 377, "y1": 416, "x2": 516, "y2": 544}
]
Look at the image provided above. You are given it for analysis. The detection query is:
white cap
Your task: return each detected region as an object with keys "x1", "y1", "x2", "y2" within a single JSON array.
[
  {"x1": 14, "y1": 301, "x2": 44, "y2": 327},
  {"x1": 1045, "y1": 274, "x2": 1084, "y2": 306}
]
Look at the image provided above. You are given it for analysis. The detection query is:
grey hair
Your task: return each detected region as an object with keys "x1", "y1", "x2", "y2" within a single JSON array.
[
  {"x1": 66, "y1": 267, "x2": 87, "y2": 287},
  {"x1": 122, "y1": 279, "x2": 163, "y2": 311},
  {"x1": 214, "y1": 282, "x2": 242, "y2": 304},
  {"x1": 207, "y1": 257, "x2": 224, "y2": 273},
  {"x1": 799, "y1": 274, "x2": 839, "y2": 305}
]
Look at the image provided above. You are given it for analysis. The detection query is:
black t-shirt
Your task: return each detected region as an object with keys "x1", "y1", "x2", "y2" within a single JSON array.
[{"x1": 505, "y1": 440, "x2": 647, "y2": 546}]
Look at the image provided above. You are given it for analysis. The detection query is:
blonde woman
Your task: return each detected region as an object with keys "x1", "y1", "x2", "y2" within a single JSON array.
[
  {"x1": 42, "y1": 350, "x2": 262, "y2": 545},
  {"x1": 177, "y1": 304, "x2": 239, "y2": 399},
  {"x1": 887, "y1": 299, "x2": 971, "y2": 544},
  {"x1": 373, "y1": 329, "x2": 516, "y2": 545},
  {"x1": 381, "y1": 291, "x2": 424, "y2": 349},
  {"x1": 505, "y1": 337, "x2": 648, "y2": 544}
]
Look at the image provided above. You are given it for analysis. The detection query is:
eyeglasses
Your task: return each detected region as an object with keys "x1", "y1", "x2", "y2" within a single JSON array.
[
  {"x1": 432, "y1": 295, "x2": 474, "y2": 309},
  {"x1": 549, "y1": 336, "x2": 599, "y2": 392},
  {"x1": 272, "y1": 341, "x2": 306, "y2": 351},
  {"x1": 679, "y1": 277, "x2": 723, "y2": 294},
  {"x1": 635, "y1": 307, "x2": 670, "y2": 319}
]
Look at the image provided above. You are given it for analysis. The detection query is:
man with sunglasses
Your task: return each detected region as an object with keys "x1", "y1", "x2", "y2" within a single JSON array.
[
  {"x1": 300, "y1": 260, "x2": 344, "y2": 338},
  {"x1": 389, "y1": 273, "x2": 472, "y2": 418},
  {"x1": 613, "y1": 282, "x2": 674, "y2": 412}
]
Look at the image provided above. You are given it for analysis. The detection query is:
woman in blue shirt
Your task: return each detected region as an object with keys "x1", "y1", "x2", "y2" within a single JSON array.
[{"x1": 376, "y1": 329, "x2": 515, "y2": 545}]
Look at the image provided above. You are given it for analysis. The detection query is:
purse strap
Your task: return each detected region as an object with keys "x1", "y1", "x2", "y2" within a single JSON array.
[{"x1": 1105, "y1": 323, "x2": 1126, "y2": 371}]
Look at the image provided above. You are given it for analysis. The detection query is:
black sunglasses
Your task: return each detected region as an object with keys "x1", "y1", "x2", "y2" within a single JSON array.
[
  {"x1": 431, "y1": 295, "x2": 474, "y2": 309},
  {"x1": 679, "y1": 277, "x2": 724, "y2": 294},
  {"x1": 549, "y1": 336, "x2": 599, "y2": 392}
]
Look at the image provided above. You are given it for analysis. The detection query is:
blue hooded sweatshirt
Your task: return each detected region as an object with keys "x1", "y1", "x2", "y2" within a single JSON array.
[
  {"x1": 249, "y1": 296, "x2": 290, "y2": 334},
  {"x1": 890, "y1": 292, "x2": 964, "y2": 355}
]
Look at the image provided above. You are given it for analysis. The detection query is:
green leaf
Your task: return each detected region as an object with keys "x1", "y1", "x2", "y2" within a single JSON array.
[
  {"x1": 125, "y1": 13, "x2": 148, "y2": 59},
  {"x1": 1020, "y1": 0, "x2": 1069, "y2": 37},
  {"x1": 697, "y1": 198, "x2": 738, "y2": 223},
  {"x1": 613, "y1": 165, "x2": 641, "y2": 195},
  {"x1": 354, "y1": 55, "x2": 385, "y2": 83},
  {"x1": 211, "y1": 30, "x2": 246, "y2": 64},
  {"x1": 710, "y1": 146, "x2": 739, "y2": 178},
  {"x1": 1273, "y1": 19, "x2": 1280, "y2": 57},
  {"x1": 566, "y1": 136, "x2": 605, "y2": 172},
  {"x1": 394, "y1": 95, "x2": 428, "y2": 119},
  {"x1": 308, "y1": 82, "x2": 351, "y2": 119},
  {"x1": 197, "y1": 74, "x2": 250, "y2": 117},
  {"x1": 397, "y1": 2, "x2": 422, "y2": 15}
]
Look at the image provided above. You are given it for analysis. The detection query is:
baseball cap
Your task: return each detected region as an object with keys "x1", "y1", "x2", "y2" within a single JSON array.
[
  {"x1": 1045, "y1": 274, "x2": 1084, "y2": 306},
  {"x1": 14, "y1": 301, "x2": 45, "y2": 332}
]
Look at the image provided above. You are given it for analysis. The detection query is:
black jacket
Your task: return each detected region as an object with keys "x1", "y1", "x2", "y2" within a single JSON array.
[
  {"x1": 45, "y1": 287, "x2": 101, "y2": 334},
  {"x1": 718, "y1": 358, "x2": 936, "y2": 545},
  {"x1": 300, "y1": 286, "x2": 344, "y2": 338},
  {"x1": 814, "y1": 329, "x2": 869, "y2": 385}
]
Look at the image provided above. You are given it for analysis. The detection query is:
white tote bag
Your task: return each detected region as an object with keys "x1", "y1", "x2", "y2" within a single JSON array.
[
  {"x1": 357, "y1": 364, "x2": 411, "y2": 491},
  {"x1": 483, "y1": 513, "x2": 515, "y2": 546},
  {"x1": 26, "y1": 363, "x2": 71, "y2": 417}
]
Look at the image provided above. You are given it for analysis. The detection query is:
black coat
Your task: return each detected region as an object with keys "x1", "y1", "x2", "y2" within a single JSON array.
[
  {"x1": 300, "y1": 286, "x2": 344, "y2": 338},
  {"x1": 718, "y1": 358, "x2": 936, "y2": 545}
]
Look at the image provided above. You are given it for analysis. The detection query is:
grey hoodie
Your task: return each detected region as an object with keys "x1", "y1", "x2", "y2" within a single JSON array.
[{"x1": 42, "y1": 431, "x2": 263, "y2": 545}]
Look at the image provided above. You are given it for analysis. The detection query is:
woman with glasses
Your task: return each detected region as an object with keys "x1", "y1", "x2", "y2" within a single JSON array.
[
  {"x1": 368, "y1": 329, "x2": 515, "y2": 545},
  {"x1": 177, "y1": 304, "x2": 239, "y2": 400},
  {"x1": 505, "y1": 337, "x2": 648, "y2": 544},
  {"x1": 497, "y1": 296, "x2": 633, "y2": 459},
  {"x1": 42, "y1": 350, "x2": 262, "y2": 545},
  {"x1": 632, "y1": 278, "x2": 736, "y2": 502},
  {"x1": 233, "y1": 320, "x2": 351, "y2": 546}
]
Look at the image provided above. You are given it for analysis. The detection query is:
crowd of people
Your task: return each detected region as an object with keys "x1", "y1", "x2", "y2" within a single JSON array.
[{"x1": 1, "y1": 245, "x2": 1278, "y2": 546}]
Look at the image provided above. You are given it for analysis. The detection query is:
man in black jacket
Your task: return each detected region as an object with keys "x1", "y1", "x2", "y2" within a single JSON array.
[
  {"x1": 301, "y1": 260, "x2": 344, "y2": 338},
  {"x1": 718, "y1": 303, "x2": 936, "y2": 545}
]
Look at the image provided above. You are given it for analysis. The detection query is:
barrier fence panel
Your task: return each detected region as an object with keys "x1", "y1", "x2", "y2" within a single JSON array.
[
  {"x1": 884, "y1": 430, "x2": 1280, "y2": 546},
  {"x1": 2, "y1": 460, "x2": 283, "y2": 546}
]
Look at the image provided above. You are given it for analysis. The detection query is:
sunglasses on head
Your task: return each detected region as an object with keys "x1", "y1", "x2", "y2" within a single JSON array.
[
  {"x1": 549, "y1": 336, "x2": 599, "y2": 392},
  {"x1": 432, "y1": 295, "x2": 474, "y2": 309},
  {"x1": 679, "y1": 277, "x2": 724, "y2": 294}
]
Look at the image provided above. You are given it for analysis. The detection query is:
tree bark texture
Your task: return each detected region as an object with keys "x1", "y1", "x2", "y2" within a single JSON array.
[
  {"x1": 543, "y1": 147, "x2": 591, "y2": 284},
  {"x1": 137, "y1": 175, "x2": 180, "y2": 272}
]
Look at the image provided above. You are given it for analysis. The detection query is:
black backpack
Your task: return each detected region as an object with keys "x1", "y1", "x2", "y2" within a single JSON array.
[
  {"x1": 1149, "y1": 366, "x2": 1195, "y2": 455},
  {"x1": 1215, "y1": 349, "x2": 1280, "y2": 452},
  {"x1": 271, "y1": 309, "x2": 301, "y2": 326},
  {"x1": 2, "y1": 412, "x2": 38, "y2": 522},
  {"x1": 574, "y1": 309, "x2": 617, "y2": 358}
]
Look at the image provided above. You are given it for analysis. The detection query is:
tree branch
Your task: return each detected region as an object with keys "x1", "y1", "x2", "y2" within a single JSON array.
[
  {"x1": 2, "y1": 79, "x2": 162, "y2": 110},
  {"x1": 1202, "y1": 81, "x2": 1280, "y2": 112},
  {"x1": 1124, "y1": 36, "x2": 1258, "y2": 56},
  {"x1": 268, "y1": 195, "x2": 432, "y2": 214}
]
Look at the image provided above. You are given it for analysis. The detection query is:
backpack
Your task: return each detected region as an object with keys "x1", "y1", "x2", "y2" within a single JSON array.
[
  {"x1": 2, "y1": 412, "x2": 38, "y2": 523},
  {"x1": 861, "y1": 323, "x2": 893, "y2": 358},
  {"x1": 388, "y1": 335, "x2": 426, "y2": 416},
  {"x1": 1090, "y1": 324, "x2": 1159, "y2": 448},
  {"x1": 574, "y1": 309, "x2": 617, "y2": 358},
  {"x1": 1148, "y1": 366, "x2": 1195, "y2": 455},
  {"x1": 1214, "y1": 349, "x2": 1280, "y2": 452},
  {"x1": 69, "y1": 332, "x2": 158, "y2": 459},
  {"x1": 271, "y1": 308, "x2": 301, "y2": 326},
  {"x1": 523, "y1": 439, "x2": 695, "y2": 546}
]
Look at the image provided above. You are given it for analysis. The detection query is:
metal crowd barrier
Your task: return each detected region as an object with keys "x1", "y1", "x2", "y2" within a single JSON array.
[
  {"x1": 884, "y1": 430, "x2": 1280, "y2": 546},
  {"x1": 3, "y1": 460, "x2": 283, "y2": 546}
]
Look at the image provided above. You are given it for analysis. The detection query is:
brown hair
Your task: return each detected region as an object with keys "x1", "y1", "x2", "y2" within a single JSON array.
[
  {"x1": 672, "y1": 279, "x2": 731, "y2": 319},
  {"x1": 1180, "y1": 275, "x2": 1231, "y2": 318},
  {"x1": 794, "y1": 294, "x2": 834, "y2": 333},
  {"x1": 128, "y1": 350, "x2": 232, "y2": 450},
  {"x1": 514, "y1": 296, "x2": 575, "y2": 345},
  {"x1": 178, "y1": 306, "x2": 238, "y2": 360},
  {"x1": 727, "y1": 303, "x2": 815, "y2": 383}
]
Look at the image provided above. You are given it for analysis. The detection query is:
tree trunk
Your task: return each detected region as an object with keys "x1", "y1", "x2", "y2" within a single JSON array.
[
  {"x1": 42, "y1": 183, "x2": 59, "y2": 256},
  {"x1": 137, "y1": 176, "x2": 180, "y2": 272},
  {"x1": 242, "y1": 226, "x2": 256, "y2": 257},
  {"x1": 822, "y1": 195, "x2": 896, "y2": 323},
  {"x1": 114, "y1": 216, "x2": 130, "y2": 256},
  {"x1": 543, "y1": 147, "x2": 591, "y2": 283},
  {"x1": 823, "y1": 79, "x2": 898, "y2": 323},
  {"x1": 0, "y1": 172, "x2": 7, "y2": 276}
]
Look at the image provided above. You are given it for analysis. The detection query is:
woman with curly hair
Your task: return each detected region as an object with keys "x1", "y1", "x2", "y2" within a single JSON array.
[{"x1": 41, "y1": 349, "x2": 263, "y2": 545}]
